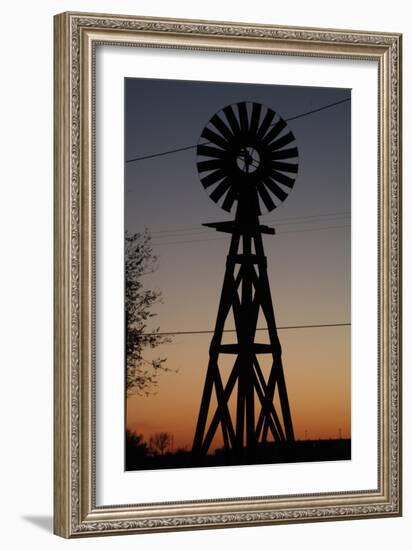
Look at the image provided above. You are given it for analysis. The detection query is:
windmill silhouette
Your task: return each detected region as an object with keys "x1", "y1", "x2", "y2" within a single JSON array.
[{"x1": 192, "y1": 102, "x2": 298, "y2": 460}]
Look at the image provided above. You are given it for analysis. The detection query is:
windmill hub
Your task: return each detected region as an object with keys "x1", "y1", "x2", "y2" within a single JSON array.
[{"x1": 237, "y1": 146, "x2": 260, "y2": 174}]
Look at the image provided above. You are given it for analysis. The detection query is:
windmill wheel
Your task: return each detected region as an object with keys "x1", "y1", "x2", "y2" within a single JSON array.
[{"x1": 196, "y1": 102, "x2": 299, "y2": 214}]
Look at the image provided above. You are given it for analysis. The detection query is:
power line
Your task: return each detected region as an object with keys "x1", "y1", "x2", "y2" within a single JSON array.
[
  {"x1": 126, "y1": 143, "x2": 197, "y2": 163},
  {"x1": 149, "y1": 210, "x2": 350, "y2": 236},
  {"x1": 151, "y1": 215, "x2": 350, "y2": 240},
  {"x1": 143, "y1": 322, "x2": 350, "y2": 337},
  {"x1": 125, "y1": 97, "x2": 351, "y2": 164},
  {"x1": 285, "y1": 97, "x2": 350, "y2": 122},
  {"x1": 151, "y1": 223, "x2": 350, "y2": 246}
]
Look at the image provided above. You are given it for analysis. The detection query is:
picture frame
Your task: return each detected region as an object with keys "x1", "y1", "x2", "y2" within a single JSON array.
[{"x1": 53, "y1": 11, "x2": 402, "y2": 538}]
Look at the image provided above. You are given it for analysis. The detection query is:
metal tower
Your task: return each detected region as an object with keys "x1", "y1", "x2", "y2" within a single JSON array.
[{"x1": 192, "y1": 102, "x2": 298, "y2": 459}]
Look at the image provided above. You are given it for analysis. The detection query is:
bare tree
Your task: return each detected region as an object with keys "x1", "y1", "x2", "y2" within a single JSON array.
[
  {"x1": 149, "y1": 432, "x2": 173, "y2": 456},
  {"x1": 125, "y1": 230, "x2": 173, "y2": 396}
]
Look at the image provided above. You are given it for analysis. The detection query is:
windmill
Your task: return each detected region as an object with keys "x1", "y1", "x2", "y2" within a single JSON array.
[{"x1": 192, "y1": 101, "x2": 298, "y2": 460}]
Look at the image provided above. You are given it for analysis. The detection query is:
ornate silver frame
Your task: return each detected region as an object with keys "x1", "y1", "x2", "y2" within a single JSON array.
[{"x1": 53, "y1": 11, "x2": 402, "y2": 538}]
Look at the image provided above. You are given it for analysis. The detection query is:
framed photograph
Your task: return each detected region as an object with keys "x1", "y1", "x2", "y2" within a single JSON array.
[{"x1": 53, "y1": 12, "x2": 402, "y2": 538}]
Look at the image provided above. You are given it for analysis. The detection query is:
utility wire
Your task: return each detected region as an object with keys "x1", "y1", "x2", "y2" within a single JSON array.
[
  {"x1": 142, "y1": 322, "x2": 350, "y2": 337},
  {"x1": 126, "y1": 143, "x2": 197, "y2": 163},
  {"x1": 125, "y1": 97, "x2": 351, "y2": 164},
  {"x1": 285, "y1": 97, "x2": 350, "y2": 122},
  {"x1": 150, "y1": 215, "x2": 350, "y2": 241},
  {"x1": 148, "y1": 210, "x2": 350, "y2": 235},
  {"x1": 151, "y1": 223, "x2": 350, "y2": 246}
]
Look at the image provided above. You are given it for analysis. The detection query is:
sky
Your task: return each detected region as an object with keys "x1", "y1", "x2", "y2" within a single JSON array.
[{"x1": 124, "y1": 77, "x2": 351, "y2": 452}]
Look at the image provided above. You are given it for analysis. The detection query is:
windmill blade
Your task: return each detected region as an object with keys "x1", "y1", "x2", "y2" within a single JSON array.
[
  {"x1": 269, "y1": 131, "x2": 295, "y2": 151},
  {"x1": 249, "y1": 103, "x2": 262, "y2": 135},
  {"x1": 263, "y1": 177, "x2": 288, "y2": 202},
  {"x1": 257, "y1": 181, "x2": 277, "y2": 211},
  {"x1": 223, "y1": 105, "x2": 241, "y2": 136},
  {"x1": 271, "y1": 170, "x2": 296, "y2": 189},
  {"x1": 201, "y1": 169, "x2": 226, "y2": 189},
  {"x1": 197, "y1": 144, "x2": 227, "y2": 159},
  {"x1": 201, "y1": 127, "x2": 230, "y2": 150},
  {"x1": 256, "y1": 108, "x2": 276, "y2": 139},
  {"x1": 197, "y1": 158, "x2": 224, "y2": 173},
  {"x1": 271, "y1": 161, "x2": 299, "y2": 174},
  {"x1": 210, "y1": 113, "x2": 234, "y2": 142},
  {"x1": 221, "y1": 185, "x2": 238, "y2": 212},
  {"x1": 261, "y1": 118, "x2": 287, "y2": 146},
  {"x1": 271, "y1": 146, "x2": 298, "y2": 160},
  {"x1": 237, "y1": 102, "x2": 249, "y2": 134},
  {"x1": 210, "y1": 178, "x2": 232, "y2": 202}
]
